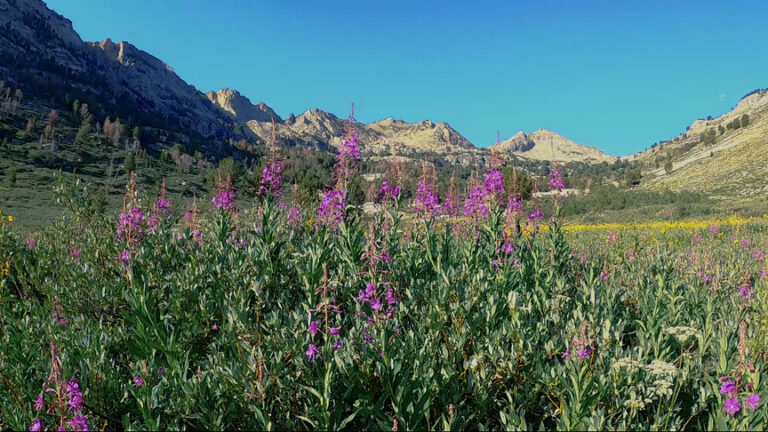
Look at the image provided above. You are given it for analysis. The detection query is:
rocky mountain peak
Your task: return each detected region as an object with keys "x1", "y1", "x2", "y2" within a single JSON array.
[{"x1": 206, "y1": 88, "x2": 281, "y2": 123}]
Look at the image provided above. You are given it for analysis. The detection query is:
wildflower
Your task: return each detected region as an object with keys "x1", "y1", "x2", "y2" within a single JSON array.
[
  {"x1": 308, "y1": 321, "x2": 321, "y2": 335},
  {"x1": 562, "y1": 348, "x2": 571, "y2": 359},
  {"x1": 69, "y1": 412, "x2": 89, "y2": 431},
  {"x1": 753, "y1": 250, "x2": 764, "y2": 260},
  {"x1": 332, "y1": 341, "x2": 343, "y2": 349},
  {"x1": 724, "y1": 397, "x2": 741, "y2": 416},
  {"x1": 35, "y1": 392, "x2": 44, "y2": 410},
  {"x1": 548, "y1": 169, "x2": 565, "y2": 192},
  {"x1": 577, "y1": 348, "x2": 591, "y2": 359},
  {"x1": 329, "y1": 326, "x2": 341, "y2": 336},
  {"x1": 740, "y1": 238, "x2": 750, "y2": 248},
  {"x1": 385, "y1": 289, "x2": 397, "y2": 305},
  {"x1": 133, "y1": 375, "x2": 144, "y2": 387},
  {"x1": 258, "y1": 162, "x2": 283, "y2": 197},
  {"x1": 745, "y1": 393, "x2": 760, "y2": 410},
  {"x1": 463, "y1": 186, "x2": 489, "y2": 218},
  {"x1": 608, "y1": 233, "x2": 618, "y2": 243},
  {"x1": 708, "y1": 225, "x2": 718, "y2": 234},
  {"x1": 29, "y1": 419, "x2": 42, "y2": 432},
  {"x1": 26, "y1": 237, "x2": 37, "y2": 250},
  {"x1": 337, "y1": 131, "x2": 361, "y2": 163},
  {"x1": 720, "y1": 381, "x2": 737, "y2": 395},
  {"x1": 212, "y1": 178, "x2": 235, "y2": 211},
  {"x1": 117, "y1": 207, "x2": 145, "y2": 242},
  {"x1": 600, "y1": 271, "x2": 610, "y2": 281},
  {"x1": 506, "y1": 197, "x2": 523, "y2": 220},
  {"x1": 66, "y1": 380, "x2": 84, "y2": 410},
  {"x1": 413, "y1": 182, "x2": 440, "y2": 215},
  {"x1": 288, "y1": 205, "x2": 302, "y2": 227},
  {"x1": 370, "y1": 298, "x2": 383, "y2": 311},
  {"x1": 483, "y1": 170, "x2": 506, "y2": 196},
  {"x1": 528, "y1": 209, "x2": 543, "y2": 222},
  {"x1": 71, "y1": 248, "x2": 81, "y2": 259},
  {"x1": 305, "y1": 344, "x2": 320, "y2": 361},
  {"x1": 157, "y1": 367, "x2": 165, "y2": 375},
  {"x1": 212, "y1": 323, "x2": 219, "y2": 331},
  {"x1": 119, "y1": 250, "x2": 131, "y2": 261},
  {"x1": 377, "y1": 180, "x2": 400, "y2": 203},
  {"x1": 316, "y1": 189, "x2": 347, "y2": 230}
]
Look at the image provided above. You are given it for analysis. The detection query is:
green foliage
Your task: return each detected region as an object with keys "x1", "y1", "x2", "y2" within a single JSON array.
[{"x1": 1, "y1": 189, "x2": 767, "y2": 430}]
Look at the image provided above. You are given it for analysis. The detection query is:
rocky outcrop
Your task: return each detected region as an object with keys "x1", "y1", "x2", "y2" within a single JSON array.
[
  {"x1": 491, "y1": 128, "x2": 616, "y2": 163},
  {"x1": 206, "y1": 88, "x2": 282, "y2": 123}
]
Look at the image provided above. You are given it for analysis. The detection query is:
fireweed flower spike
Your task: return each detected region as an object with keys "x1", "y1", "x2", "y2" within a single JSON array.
[{"x1": 29, "y1": 419, "x2": 42, "y2": 432}]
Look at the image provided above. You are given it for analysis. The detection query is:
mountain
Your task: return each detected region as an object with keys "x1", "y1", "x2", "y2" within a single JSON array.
[
  {"x1": 0, "y1": 0, "x2": 232, "y2": 137},
  {"x1": 630, "y1": 89, "x2": 768, "y2": 202},
  {"x1": 490, "y1": 128, "x2": 617, "y2": 163},
  {"x1": 244, "y1": 112, "x2": 485, "y2": 165},
  {"x1": 206, "y1": 88, "x2": 281, "y2": 123}
]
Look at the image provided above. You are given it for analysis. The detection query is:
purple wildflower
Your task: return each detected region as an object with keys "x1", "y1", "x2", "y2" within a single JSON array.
[
  {"x1": 35, "y1": 393, "x2": 44, "y2": 411},
  {"x1": 386, "y1": 289, "x2": 397, "y2": 305},
  {"x1": 305, "y1": 344, "x2": 320, "y2": 361},
  {"x1": 724, "y1": 397, "x2": 741, "y2": 416},
  {"x1": 377, "y1": 180, "x2": 400, "y2": 203},
  {"x1": 316, "y1": 189, "x2": 347, "y2": 230},
  {"x1": 413, "y1": 182, "x2": 440, "y2": 215},
  {"x1": 258, "y1": 162, "x2": 283, "y2": 197},
  {"x1": 528, "y1": 209, "x2": 543, "y2": 221},
  {"x1": 463, "y1": 186, "x2": 489, "y2": 218},
  {"x1": 29, "y1": 419, "x2": 42, "y2": 432},
  {"x1": 577, "y1": 348, "x2": 591, "y2": 359},
  {"x1": 483, "y1": 170, "x2": 506, "y2": 196},
  {"x1": 71, "y1": 248, "x2": 81, "y2": 259},
  {"x1": 308, "y1": 321, "x2": 321, "y2": 335},
  {"x1": 562, "y1": 348, "x2": 571, "y2": 359},
  {"x1": 370, "y1": 298, "x2": 383, "y2": 311},
  {"x1": 69, "y1": 412, "x2": 89, "y2": 431},
  {"x1": 548, "y1": 169, "x2": 565, "y2": 192},
  {"x1": 288, "y1": 205, "x2": 302, "y2": 227},
  {"x1": 329, "y1": 326, "x2": 341, "y2": 336},
  {"x1": 745, "y1": 393, "x2": 760, "y2": 410},
  {"x1": 133, "y1": 375, "x2": 144, "y2": 387},
  {"x1": 332, "y1": 341, "x2": 343, "y2": 349},
  {"x1": 720, "y1": 381, "x2": 737, "y2": 395}
]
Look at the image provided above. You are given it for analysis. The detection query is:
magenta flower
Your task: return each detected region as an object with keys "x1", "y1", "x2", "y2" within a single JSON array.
[
  {"x1": 329, "y1": 326, "x2": 341, "y2": 336},
  {"x1": 288, "y1": 205, "x2": 302, "y2": 227},
  {"x1": 133, "y1": 375, "x2": 144, "y2": 387},
  {"x1": 35, "y1": 392, "x2": 44, "y2": 410},
  {"x1": 377, "y1": 180, "x2": 400, "y2": 203},
  {"x1": 528, "y1": 209, "x2": 543, "y2": 221},
  {"x1": 305, "y1": 344, "x2": 320, "y2": 361},
  {"x1": 548, "y1": 169, "x2": 565, "y2": 192},
  {"x1": 506, "y1": 197, "x2": 523, "y2": 219},
  {"x1": 69, "y1": 412, "x2": 89, "y2": 431},
  {"x1": 463, "y1": 186, "x2": 489, "y2": 218},
  {"x1": 308, "y1": 321, "x2": 321, "y2": 335},
  {"x1": 600, "y1": 271, "x2": 610, "y2": 281},
  {"x1": 316, "y1": 189, "x2": 347, "y2": 230},
  {"x1": 370, "y1": 298, "x2": 383, "y2": 311},
  {"x1": 71, "y1": 248, "x2": 81, "y2": 258},
  {"x1": 258, "y1": 162, "x2": 283, "y2": 197},
  {"x1": 708, "y1": 224, "x2": 718, "y2": 234},
  {"x1": 740, "y1": 238, "x2": 750, "y2": 248},
  {"x1": 577, "y1": 348, "x2": 591, "y2": 359},
  {"x1": 753, "y1": 250, "x2": 764, "y2": 260},
  {"x1": 483, "y1": 170, "x2": 506, "y2": 196},
  {"x1": 29, "y1": 419, "x2": 42, "y2": 432},
  {"x1": 561, "y1": 348, "x2": 571, "y2": 359},
  {"x1": 332, "y1": 341, "x2": 343, "y2": 349},
  {"x1": 745, "y1": 393, "x2": 760, "y2": 410},
  {"x1": 385, "y1": 289, "x2": 397, "y2": 305},
  {"x1": 720, "y1": 381, "x2": 737, "y2": 395},
  {"x1": 413, "y1": 182, "x2": 440, "y2": 215},
  {"x1": 212, "y1": 189, "x2": 235, "y2": 211},
  {"x1": 724, "y1": 397, "x2": 741, "y2": 416}
]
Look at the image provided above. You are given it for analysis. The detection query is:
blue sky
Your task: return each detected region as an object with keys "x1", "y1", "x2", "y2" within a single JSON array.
[{"x1": 46, "y1": 0, "x2": 768, "y2": 156}]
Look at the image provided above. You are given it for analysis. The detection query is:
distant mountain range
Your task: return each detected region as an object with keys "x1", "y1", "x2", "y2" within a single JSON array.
[{"x1": 0, "y1": 0, "x2": 616, "y2": 167}]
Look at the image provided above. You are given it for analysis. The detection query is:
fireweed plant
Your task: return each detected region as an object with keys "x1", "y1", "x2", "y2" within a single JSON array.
[{"x1": 2, "y1": 155, "x2": 768, "y2": 429}]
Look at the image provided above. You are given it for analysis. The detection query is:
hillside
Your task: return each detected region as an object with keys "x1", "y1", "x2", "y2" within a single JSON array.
[
  {"x1": 630, "y1": 90, "x2": 768, "y2": 205},
  {"x1": 490, "y1": 128, "x2": 616, "y2": 163}
]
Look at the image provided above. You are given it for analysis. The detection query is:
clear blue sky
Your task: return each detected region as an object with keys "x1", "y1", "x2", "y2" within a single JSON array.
[{"x1": 46, "y1": 0, "x2": 768, "y2": 156}]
